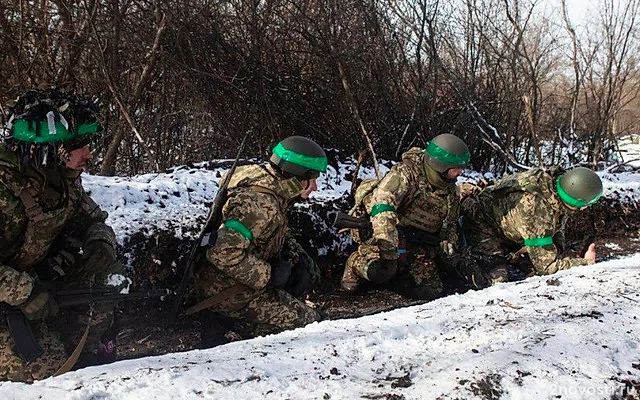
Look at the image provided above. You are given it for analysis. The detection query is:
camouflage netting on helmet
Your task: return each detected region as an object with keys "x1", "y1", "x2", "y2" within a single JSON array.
[{"x1": 3, "y1": 87, "x2": 102, "y2": 168}]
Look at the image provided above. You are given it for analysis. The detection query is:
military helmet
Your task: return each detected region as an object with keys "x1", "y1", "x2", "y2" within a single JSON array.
[
  {"x1": 4, "y1": 88, "x2": 101, "y2": 166},
  {"x1": 556, "y1": 167, "x2": 603, "y2": 208},
  {"x1": 424, "y1": 133, "x2": 470, "y2": 173},
  {"x1": 6, "y1": 88, "x2": 101, "y2": 146},
  {"x1": 269, "y1": 136, "x2": 328, "y2": 179}
]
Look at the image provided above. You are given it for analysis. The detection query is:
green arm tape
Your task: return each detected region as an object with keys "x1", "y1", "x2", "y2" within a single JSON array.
[
  {"x1": 370, "y1": 203, "x2": 397, "y2": 217},
  {"x1": 523, "y1": 236, "x2": 554, "y2": 247},
  {"x1": 224, "y1": 219, "x2": 254, "y2": 241}
]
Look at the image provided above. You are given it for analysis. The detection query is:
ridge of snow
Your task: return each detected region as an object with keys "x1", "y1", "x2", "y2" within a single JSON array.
[{"x1": 81, "y1": 162, "x2": 640, "y2": 246}]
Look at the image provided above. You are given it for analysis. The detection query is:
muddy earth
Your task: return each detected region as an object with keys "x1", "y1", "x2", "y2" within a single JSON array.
[{"x1": 67, "y1": 197, "x2": 640, "y2": 366}]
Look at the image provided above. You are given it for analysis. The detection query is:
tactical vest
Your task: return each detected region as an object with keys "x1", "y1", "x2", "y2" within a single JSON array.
[
  {"x1": 0, "y1": 150, "x2": 89, "y2": 267},
  {"x1": 353, "y1": 149, "x2": 455, "y2": 234}
]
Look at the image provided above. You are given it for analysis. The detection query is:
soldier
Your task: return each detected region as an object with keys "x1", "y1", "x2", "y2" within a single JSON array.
[
  {"x1": 192, "y1": 136, "x2": 327, "y2": 342},
  {"x1": 341, "y1": 133, "x2": 471, "y2": 300},
  {"x1": 459, "y1": 166, "x2": 602, "y2": 287},
  {"x1": 0, "y1": 88, "x2": 129, "y2": 382}
]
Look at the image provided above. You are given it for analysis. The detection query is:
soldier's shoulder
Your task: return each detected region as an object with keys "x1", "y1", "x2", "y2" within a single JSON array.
[{"x1": 229, "y1": 187, "x2": 281, "y2": 211}]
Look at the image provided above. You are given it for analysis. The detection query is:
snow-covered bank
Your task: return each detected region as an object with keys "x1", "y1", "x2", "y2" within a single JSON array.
[
  {"x1": 2, "y1": 255, "x2": 639, "y2": 400},
  {"x1": 82, "y1": 162, "x2": 640, "y2": 247}
]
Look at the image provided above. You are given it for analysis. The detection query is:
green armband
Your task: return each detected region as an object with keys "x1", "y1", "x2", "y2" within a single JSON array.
[
  {"x1": 370, "y1": 204, "x2": 396, "y2": 217},
  {"x1": 224, "y1": 219, "x2": 254, "y2": 241},
  {"x1": 523, "y1": 236, "x2": 553, "y2": 247}
]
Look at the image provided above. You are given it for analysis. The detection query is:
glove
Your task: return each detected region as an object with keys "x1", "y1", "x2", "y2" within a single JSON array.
[
  {"x1": 19, "y1": 281, "x2": 59, "y2": 320},
  {"x1": 268, "y1": 259, "x2": 293, "y2": 289},
  {"x1": 285, "y1": 255, "x2": 313, "y2": 297},
  {"x1": 83, "y1": 240, "x2": 118, "y2": 277}
]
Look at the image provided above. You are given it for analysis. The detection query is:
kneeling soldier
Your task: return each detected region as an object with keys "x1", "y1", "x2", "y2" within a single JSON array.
[
  {"x1": 341, "y1": 134, "x2": 471, "y2": 300},
  {"x1": 0, "y1": 88, "x2": 129, "y2": 382},
  {"x1": 459, "y1": 166, "x2": 602, "y2": 286},
  {"x1": 192, "y1": 136, "x2": 327, "y2": 342}
]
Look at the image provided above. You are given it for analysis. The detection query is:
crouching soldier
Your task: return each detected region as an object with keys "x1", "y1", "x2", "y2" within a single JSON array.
[
  {"x1": 459, "y1": 166, "x2": 602, "y2": 287},
  {"x1": 0, "y1": 88, "x2": 130, "y2": 382},
  {"x1": 340, "y1": 134, "x2": 471, "y2": 300},
  {"x1": 191, "y1": 136, "x2": 327, "y2": 343}
]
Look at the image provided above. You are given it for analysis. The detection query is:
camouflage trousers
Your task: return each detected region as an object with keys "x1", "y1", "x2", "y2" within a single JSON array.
[
  {"x1": 457, "y1": 212, "x2": 530, "y2": 287},
  {"x1": 342, "y1": 242, "x2": 444, "y2": 300},
  {"x1": 199, "y1": 286, "x2": 321, "y2": 339},
  {"x1": 0, "y1": 259, "x2": 127, "y2": 382}
]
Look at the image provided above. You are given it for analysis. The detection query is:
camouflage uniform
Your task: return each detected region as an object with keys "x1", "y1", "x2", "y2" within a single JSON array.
[
  {"x1": 194, "y1": 164, "x2": 320, "y2": 338},
  {"x1": 460, "y1": 167, "x2": 594, "y2": 282},
  {"x1": 0, "y1": 146, "x2": 126, "y2": 382},
  {"x1": 343, "y1": 148, "x2": 461, "y2": 299}
]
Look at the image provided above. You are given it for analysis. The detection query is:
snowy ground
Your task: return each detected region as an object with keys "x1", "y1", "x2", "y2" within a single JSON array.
[
  {"x1": 82, "y1": 161, "x2": 640, "y2": 248},
  {"x1": 1, "y1": 254, "x2": 639, "y2": 400}
]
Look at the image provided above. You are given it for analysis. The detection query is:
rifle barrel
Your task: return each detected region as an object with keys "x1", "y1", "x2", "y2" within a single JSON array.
[{"x1": 56, "y1": 289, "x2": 168, "y2": 308}]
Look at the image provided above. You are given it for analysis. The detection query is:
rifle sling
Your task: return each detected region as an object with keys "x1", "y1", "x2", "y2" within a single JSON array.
[
  {"x1": 53, "y1": 310, "x2": 93, "y2": 377},
  {"x1": 506, "y1": 246, "x2": 528, "y2": 262},
  {"x1": 185, "y1": 284, "x2": 248, "y2": 315}
]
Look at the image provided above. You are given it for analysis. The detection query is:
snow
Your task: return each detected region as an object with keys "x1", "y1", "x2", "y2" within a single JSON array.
[
  {"x1": 618, "y1": 135, "x2": 640, "y2": 169},
  {"x1": 604, "y1": 243, "x2": 622, "y2": 251},
  {"x1": 81, "y1": 161, "x2": 640, "y2": 248},
  {"x1": 1, "y1": 255, "x2": 639, "y2": 399},
  {"x1": 1, "y1": 159, "x2": 638, "y2": 398}
]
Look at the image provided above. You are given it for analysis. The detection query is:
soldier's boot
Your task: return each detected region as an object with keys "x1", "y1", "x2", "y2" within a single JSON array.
[
  {"x1": 199, "y1": 310, "x2": 231, "y2": 348},
  {"x1": 340, "y1": 254, "x2": 360, "y2": 292},
  {"x1": 453, "y1": 256, "x2": 490, "y2": 290},
  {"x1": 487, "y1": 265, "x2": 509, "y2": 285},
  {"x1": 364, "y1": 259, "x2": 397, "y2": 285}
]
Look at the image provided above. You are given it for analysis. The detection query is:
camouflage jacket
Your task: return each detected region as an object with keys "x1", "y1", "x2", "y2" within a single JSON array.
[
  {"x1": 201, "y1": 164, "x2": 305, "y2": 293},
  {"x1": 357, "y1": 147, "x2": 460, "y2": 256},
  {"x1": 0, "y1": 147, "x2": 110, "y2": 306},
  {"x1": 463, "y1": 167, "x2": 592, "y2": 275}
]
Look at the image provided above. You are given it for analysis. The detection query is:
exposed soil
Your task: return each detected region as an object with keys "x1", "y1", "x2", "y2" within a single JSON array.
[{"x1": 72, "y1": 199, "x2": 640, "y2": 367}]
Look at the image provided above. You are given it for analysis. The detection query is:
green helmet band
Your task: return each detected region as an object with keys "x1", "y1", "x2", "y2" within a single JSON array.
[
  {"x1": 556, "y1": 176, "x2": 602, "y2": 208},
  {"x1": 12, "y1": 119, "x2": 100, "y2": 144},
  {"x1": 272, "y1": 142, "x2": 328, "y2": 173},
  {"x1": 425, "y1": 141, "x2": 470, "y2": 167}
]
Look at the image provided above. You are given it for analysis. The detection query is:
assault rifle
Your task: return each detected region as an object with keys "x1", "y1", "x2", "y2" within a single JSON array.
[
  {"x1": 168, "y1": 131, "x2": 251, "y2": 325},
  {"x1": 2, "y1": 287, "x2": 168, "y2": 364},
  {"x1": 332, "y1": 211, "x2": 441, "y2": 247}
]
